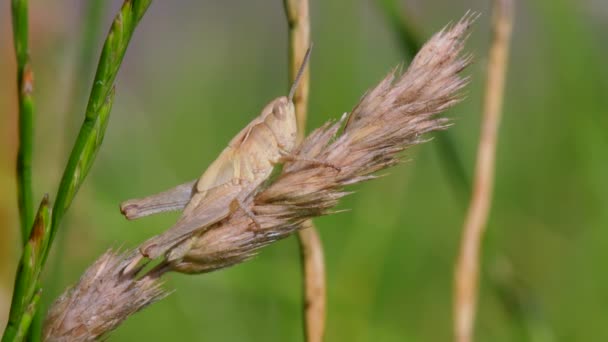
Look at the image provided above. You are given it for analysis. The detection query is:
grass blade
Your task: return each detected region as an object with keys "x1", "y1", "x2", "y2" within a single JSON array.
[
  {"x1": 284, "y1": 1, "x2": 328, "y2": 341},
  {"x1": 65, "y1": 0, "x2": 108, "y2": 133},
  {"x1": 50, "y1": 0, "x2": 152, "y2": 252},
  {"x1": 4, "y1": 2, "x2": 152, "y2": 340}
]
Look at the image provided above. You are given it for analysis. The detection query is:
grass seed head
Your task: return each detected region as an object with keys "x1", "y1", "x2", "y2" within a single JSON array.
[{"x1": 164, "y1": 13, "x2": 476, "y2": 275}]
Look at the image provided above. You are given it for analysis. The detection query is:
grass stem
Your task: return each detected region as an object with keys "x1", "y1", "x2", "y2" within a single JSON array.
[
  {"x1": 12, "y1": 0, "x2": 35, "y2": 244},
  {"x1": 3, "y1": 2, "x2": 153, "y2": 341},
  {"x1": 284, "y1": 1, "x2": 327, "y2": 341},
  {"x1": 2, "y1": 197, "x2": 51, "y2": 342},
  {"x1": 453, "y1": 1, "x2": 514, "y2": 341},
  {"x1": 49, "y1": 0, "x2": 152, "y2": 259}
]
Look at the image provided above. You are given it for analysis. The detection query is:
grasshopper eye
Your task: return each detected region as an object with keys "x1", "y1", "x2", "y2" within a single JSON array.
[{"x1": 273, "y1": 99, "x2": 288, "y2": 119}]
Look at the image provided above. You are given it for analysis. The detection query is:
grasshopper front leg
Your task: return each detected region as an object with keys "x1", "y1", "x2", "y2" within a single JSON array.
[
  {"x1": 233, "y1": 197, "x2": 263, "y2": 230},
  {"x1": 120, "y1": 180, "x2": 197, "y2": 220}
]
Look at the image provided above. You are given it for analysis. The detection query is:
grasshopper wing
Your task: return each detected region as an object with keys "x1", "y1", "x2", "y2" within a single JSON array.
[
  {"x1": 139, "y1": 147, "x2": 246, "y2": 259},
  {"x1": 139, "y1": 182, "x2": 244, "y2": 259}
]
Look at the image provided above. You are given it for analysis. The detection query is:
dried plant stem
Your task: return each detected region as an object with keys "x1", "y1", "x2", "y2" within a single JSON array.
[
  {"x1": 297, "y1": 222, "x2": 326, "y2": 342},
  {"x1": 284, "y1": 0, "x2": 310, "y2": 143},
  {"x1": 12, "y1": 0, "x2": 35, "y2": 243},
  {"x1": 284, "y1": 1, "x2": 326, "y2": 341},
  {"x1": 453, "y1": 2, "x2": 513, "y2": 342}
]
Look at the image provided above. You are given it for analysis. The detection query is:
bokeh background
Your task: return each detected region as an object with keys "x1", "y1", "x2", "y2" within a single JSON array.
[{"x1": 1, "y1": 0, "x2": 608, "y2": 341}]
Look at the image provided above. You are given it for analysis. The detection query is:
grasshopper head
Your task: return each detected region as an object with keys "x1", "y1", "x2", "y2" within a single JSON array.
[
  {"x1": 264, "y1": 45, "x2": 311, "y2": 153},
  {"x1": 264, "y1": 96, "x2": 297, "y2": 152}
]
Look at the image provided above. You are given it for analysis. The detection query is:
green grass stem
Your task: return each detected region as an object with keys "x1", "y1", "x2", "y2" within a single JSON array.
[
  {"x1": 3, "y1": 1, "x2": 152, "y2": 341},
  {"x1": 12, "y1": 0, "x2": 35, "y2": 243},
  {"x1": 49, "y1": 0, "x2": 152, "y2": 256},
  {"x1": 2, "y1": 197, "x2": 51, "y2": 342}
]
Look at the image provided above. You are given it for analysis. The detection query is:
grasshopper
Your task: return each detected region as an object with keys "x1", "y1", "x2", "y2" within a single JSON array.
[{"x1": 121, "y1": 48, "x2": 316, "y2": 262}]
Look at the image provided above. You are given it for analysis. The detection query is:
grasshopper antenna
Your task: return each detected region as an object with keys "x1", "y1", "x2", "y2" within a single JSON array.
[{"x1": 288, "y1": 44, "x2": 313, "y2": 102}]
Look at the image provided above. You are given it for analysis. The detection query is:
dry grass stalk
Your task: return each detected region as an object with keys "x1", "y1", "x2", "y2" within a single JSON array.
[
  {"x1": 284, "y1": 0, "x2": 327, "y2": 341},
  {"x1": 297, "y1": 223, "x2": 326, "y2": 342},
  {"x1": 453, "y1": 2, "x2": 513, "y2": 342},
  {"x1": 284, "y1": 0, "x2": 311, "y2": 142},
  {"x1": 42, "y1": 250, "x2": 167, "y2": 341}
]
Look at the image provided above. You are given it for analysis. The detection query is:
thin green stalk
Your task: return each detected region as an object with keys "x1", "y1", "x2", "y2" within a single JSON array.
[
  {"x1": 2, "y1": 197, "x2": 51, "y2": 342},
  {"x1": 376, "y1": 0, "x2": 471, "y2": 201},
  {"x1": 66, "y1": 0, "x2": 108, "y2": 134},
  {"x1": 3, "y1": 2, "x2": 152, "y2": 341},
  {"x1": 30, "y1": 1, "x2": 149, "y2": 338},
  {"x1": 37, "y1": 4, "x2": 110, "y2": 337},
  {"x1": 12, "y1": 0, "x2": 35, "y2": 243},
  {"x1": 14, "y1": 290, "x2": 41, "y2": 342},
  {"x1": 48, "y1": 0, "x2": 152, "y2": 260}
]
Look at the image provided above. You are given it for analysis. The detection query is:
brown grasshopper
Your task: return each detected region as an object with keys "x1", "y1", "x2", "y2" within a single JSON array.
[{"x1": 120, "y1": 48, "x2": 321, "y2": 263}]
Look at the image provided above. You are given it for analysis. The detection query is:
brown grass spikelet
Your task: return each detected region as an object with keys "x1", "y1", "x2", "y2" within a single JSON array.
[
  {"x1": 163, "y1": 13, "x2": 477, "y2": 275},
  {"x1": 42, "y1": 250, "x2": 167, "y2": 342}
]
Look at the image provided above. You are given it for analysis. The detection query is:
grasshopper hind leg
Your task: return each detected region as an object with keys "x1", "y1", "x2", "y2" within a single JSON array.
[{"x1": 120, "y1": 180, "x2": 197, "y2": 220}]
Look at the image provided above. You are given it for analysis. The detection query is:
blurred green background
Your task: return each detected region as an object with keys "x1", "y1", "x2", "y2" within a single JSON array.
[{"x1": 1, "y1": 0, "x2": 608, "y2": 341}]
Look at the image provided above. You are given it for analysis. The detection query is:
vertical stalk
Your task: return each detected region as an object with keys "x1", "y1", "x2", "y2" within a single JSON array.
[
  {"x1": 3, "y1": 2, "x2": 153, "y2": 341},
  {"x1": 45, "y1": 0, "x2": 108, "y2": 310},
  {"x1": 66, "y1": 0, "x2": 108, "y2": 135},
  {"x1": 285, "y1": 0, "x2": 311, "y2": 142},
  {"x1": 2, "y1": 197, "x2": 51, "y2": 342},
  {"x1": 297, "y1": 221, "x2": 327, "y2": 342},
  {"x1": 453, "y1": 1, "x2": 514, "y2": 342},
  {"x1": 284, "y1": 1, "x2": 327, "y2": 341},
  {"x1": 12, "y1": 0, "x2": 36, "y2": 243},
  {"x1": 49, "y1": 0, "x2": 152, "y2": 258}
]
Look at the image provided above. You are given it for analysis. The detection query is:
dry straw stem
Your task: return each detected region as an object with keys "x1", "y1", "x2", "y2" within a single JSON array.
[
  {"x1": 284, "y1": 0, "x2": 311, "y2": 142},
  {"x1": 453, "y1": 2, "x2": 513, "y2": 342},
  {"x1": 42, "y1": 250, "x2": 167, "y2": 342},
  {"x1": 297, "y1": 223, "x2": 326, "y2": 342},
  {"x1": 284, "y1": 1, "x2": 326, "y2": 341}
]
